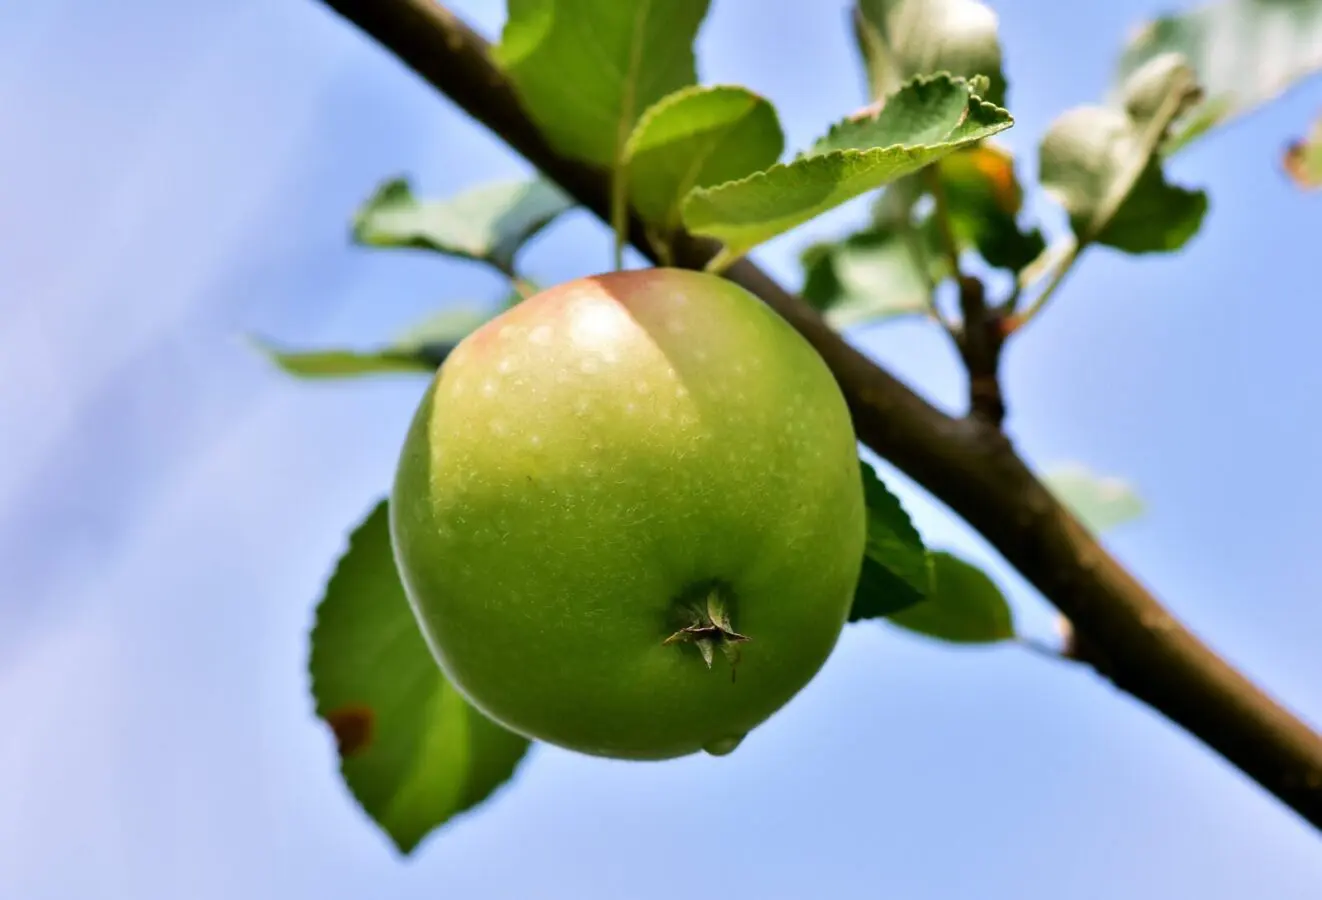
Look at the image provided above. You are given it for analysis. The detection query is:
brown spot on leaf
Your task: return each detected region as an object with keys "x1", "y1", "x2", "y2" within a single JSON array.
[{"x1": 326, "y1": 704, "x2": 375, "y2": 758}]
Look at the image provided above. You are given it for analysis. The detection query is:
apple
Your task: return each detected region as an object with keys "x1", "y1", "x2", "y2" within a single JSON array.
[{"x1": 390, "y1": 268, "x2": 865, "y2": 760}]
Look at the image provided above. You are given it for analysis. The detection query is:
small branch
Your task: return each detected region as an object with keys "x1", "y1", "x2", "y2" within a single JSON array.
[
  {"x1": 954, "y1": 275, "x2": 1007, "y2": 426},
  {"x1": 1007, "y1": 236, "x2": 1078, "y2": 331},
  {"x1": 312, "y1": 0, "x2": 1322, "y2": 830},
  {"x1": 922, "y1": 167, "x2": 1007, "y2": 426},
  {"x1": 1008, "y1": 69, "x2": 1199, "y2": 333}
]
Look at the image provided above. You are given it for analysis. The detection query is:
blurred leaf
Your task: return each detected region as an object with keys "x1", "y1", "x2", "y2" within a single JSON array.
[
  {"x1": 854, "y1": 0, "x2": 1008, "y2": 106},
  {"x1": 888, "y1": 551, "x2": 1015, "y2": 643},
  {"x1": 495, "y1": 0, "x2": 710, "y2": 168},
  {"x1": 1044, "y1": 463, "x2": 1145, "y2": 534},
  {"x1": 936, "y1": 143, "x2": 1046, "y2": 271},
  {"x1": 1040, "y1": 91, "x2": 1208, "y2": 254},
  {"x1": 310, "y1": 501, "x2": 532, "y2": 854},
  {"x1": 395, "y1": 306, "x2": 501, "y2": 346},
  {"x1": 684, "y1": 73, "x2": 1012, "y2": 268},
  {"x1": 625, "y1": 85, "x2": 784, "y2": 233},
  {"x1": 850, "y1": 463, "x2": 930, "y2": 620},
  {"x1": 941, "y1": 142, "x2": 1022, "y2": 213},
  {"x1": 1115, "y1": 0, "x2": 1322, "y2": 152},
  {"x1": 1120, "y1": 51, "x2": 1204, "y2": 129},
  {"x1": 800, "y1": 226, "x2": 934, "y2": 328},
  {"x1": 255, "y1": 307, "x2": 492, "y2": 380},
  {"x1": 1284, "y1": 110, "x2": 1322, "y2": 189},
  {"x1": 352, "y1": 178, "x2": 572, "y2": 272},
  {"x1": 255, "y1": 345, "x2": 441, "y2": 379}
]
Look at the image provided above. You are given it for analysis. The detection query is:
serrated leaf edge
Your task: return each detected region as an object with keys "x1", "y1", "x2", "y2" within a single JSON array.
[
  {"x1": 861, "y1": 461, "x2": 925, "y2": 553},
  {"x1": 682, "y1": 76, "x2": 1012, "y2": 210},
  {"x1": 808, "y1": 72, "x2": 1011, "y2": 159}
]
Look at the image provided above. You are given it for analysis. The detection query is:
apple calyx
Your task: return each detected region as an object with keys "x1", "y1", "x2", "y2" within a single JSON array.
[{"x1": 664, "y1": 586, "x2": 750, "y2": 674}]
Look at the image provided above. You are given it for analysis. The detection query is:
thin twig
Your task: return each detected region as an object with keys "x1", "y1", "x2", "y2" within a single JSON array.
[
  {"x1": 922, "y1": 166, "x2": 1007, "y2": 425},
  {"x1": 1008, "y1": 69, "x2": 1199, "y2": 333},
  {"x1": 511, "y1": 275, "x2": 538, "y2": 301}
]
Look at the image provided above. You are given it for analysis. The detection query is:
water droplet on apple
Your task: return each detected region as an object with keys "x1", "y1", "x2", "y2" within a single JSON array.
[{"x1": 702, "y1": 734, "x2": 745, "y2": 757}]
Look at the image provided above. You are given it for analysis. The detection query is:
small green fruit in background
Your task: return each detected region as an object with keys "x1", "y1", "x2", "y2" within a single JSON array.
[{"x1": 390, "y1": 268, "x2": 865, "y2": 760}]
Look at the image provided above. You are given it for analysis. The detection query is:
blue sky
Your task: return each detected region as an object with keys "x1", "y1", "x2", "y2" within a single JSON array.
[{"x1": 2, "y1": 0, "x2": 1321, "y2": 897}]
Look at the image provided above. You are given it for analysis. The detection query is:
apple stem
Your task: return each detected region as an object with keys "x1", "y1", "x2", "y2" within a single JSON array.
[{"x1": 663, "y1": 586, "x2": 749, "y2": 679}]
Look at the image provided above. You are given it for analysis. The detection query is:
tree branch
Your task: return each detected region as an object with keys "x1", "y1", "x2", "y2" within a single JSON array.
[
  {"x1": 312, "y1": 0, "x2": 1322, "y2": 829},
  {"x1": 921, "y1": 167, "x2": 1007, "y2": 426},
  {"x1": 954, "y1": 273, "x2": 1007, "y2": 426}
]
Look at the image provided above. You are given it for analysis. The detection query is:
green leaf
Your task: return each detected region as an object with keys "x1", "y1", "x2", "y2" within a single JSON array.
[
  {"x1": 624, "y1": 85, "x2": 784, "y2": 233},
  {"x1": 1115, "y1": 0, "x2": 1322, "y2": 152},
  {"x1": 1119, "y1": 51, "x2": 1204, "y2": 130},
  {"x1": 255, "y1": 344, "x2": 441, "y2": 379},
  {"x1": 854, "y1": 0, "x2": 1008, "y2": 106},
  {"x1": 849, "y1": 463, "x2": 930, "y2": 620},
  {"x1": 1040, "y1": 104, "x2": 1207, "y2": 254},
  {"x1": 800, "y1": 226, "x2": 934, "y2": 328},
  {"x1": 395, "y1": 306, "x2": 501, "y2": 347},
  {"x1": 352, "y1": 177, "x2": 573, "y2": 272},
  {"x1": 495, "y1": 0, "x2": 711, "y2": 168},
  {"x1": 309, "y1": 501, "x2": 532, "y2": 854},
  {"x1": 936, "y1": 143, "x2": 1046, "y2": 272},
  {"x1": 684, "y1": 73, "x2": 1013, "y2": 268},
  {"x1": 888, "y1": 550, "x2": 1015, "y2": 643},
  {"x1": 1097, "y1": 161, "x2": 1207, "y2": 253},
  {"x1": 253, "y1": 307, "x2": 493, "y2": 381},
  {"x1": 800, "y1": 139, "x2": 1044, "y2": 325},
  {"x1": 1285, "y1": 109, "x2": 1322, "y2": 189},
  {"x1": 1043, "y1": 463, "x2": 1145, "y2": 534}
]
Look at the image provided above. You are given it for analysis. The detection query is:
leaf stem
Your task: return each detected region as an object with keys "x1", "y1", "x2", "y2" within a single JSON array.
[
  {"x1": 703, "y1": 245, "x2": 740, "y2": 274},
  {"x1": 1008, "y1": 236, "x2": 1079, "y2": 330},
  {"x1": 511, "y1": 276, "x2": 538, "y2": 301},
  {"x1": 610, "y1": 164, "x2": 628, "y2": 271},
  {"x1": 1016, "y1": 635, "x2": 1070, "y2": 662},
  {"x1": 609, "y1": 0, "x2": 651, "y2": 272},
  {"x1": 645, "y1": 225, "x2": 675, "y2": 267},
  {"x1": 490, "y1": 258, "x2": 539, "y2": 301},
  {"x1": 1008, "y1": 68, "x2": 1199, "y2": 333}
]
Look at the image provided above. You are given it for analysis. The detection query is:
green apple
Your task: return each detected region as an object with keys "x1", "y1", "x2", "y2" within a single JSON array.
[{"x1": 390, "y1": 268, "x2": 865, "y2": 760}]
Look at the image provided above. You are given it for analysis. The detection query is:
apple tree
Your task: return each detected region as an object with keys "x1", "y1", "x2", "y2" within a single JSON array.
[{"x1": 256, "y1": 0, "x2": 1322, "y2": 855}]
